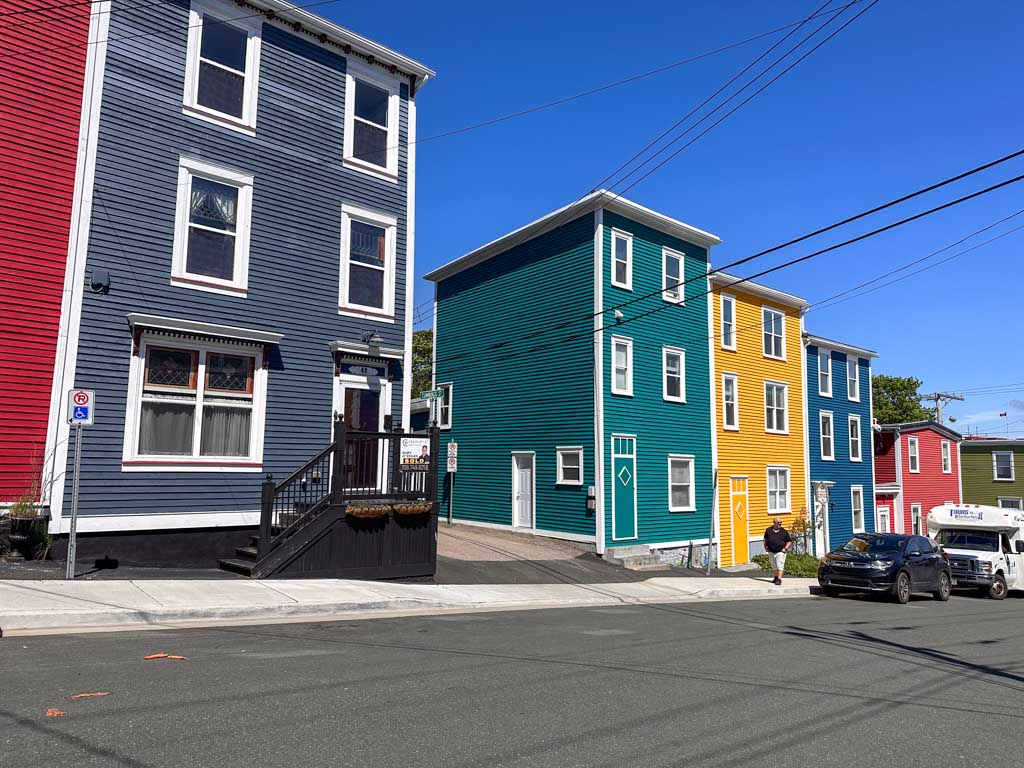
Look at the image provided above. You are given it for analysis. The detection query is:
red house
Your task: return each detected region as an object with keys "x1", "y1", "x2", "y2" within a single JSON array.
[
  {"x1": 0, "y1": 1, "x2": 98, "y2": 504},
  {"x1": 873, "y1": 421, "x2": 962, "y2": 536}
]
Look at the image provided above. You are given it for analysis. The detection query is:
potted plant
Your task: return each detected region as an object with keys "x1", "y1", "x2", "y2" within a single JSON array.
[
  {"x1": 346, "y1": 503, "x2": 392, "y2": 519},
  {"x1": 393, "y1": 502, "x2": 433, "y2": 517},
  {"x1": 7, "y1": 493, "x2": 43, "y2": 560}
]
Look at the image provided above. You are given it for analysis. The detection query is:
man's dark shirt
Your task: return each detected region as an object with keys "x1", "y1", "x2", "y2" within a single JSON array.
[{"x1": 764, "y1": 526, "x2": 792, "y2": 554}]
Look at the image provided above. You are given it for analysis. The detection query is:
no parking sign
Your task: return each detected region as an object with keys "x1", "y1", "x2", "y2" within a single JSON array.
[{"x1": 68, "y1": 389, "x2": 95, "y2": 426}]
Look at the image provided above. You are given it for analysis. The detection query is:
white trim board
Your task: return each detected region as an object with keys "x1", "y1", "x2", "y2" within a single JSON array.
[
  {"x1": 401, "y1": 96, "x2": 417, "y2": 432},
  {"x1": 52, "y1": 510, "x2": 261, "y2": 534}
]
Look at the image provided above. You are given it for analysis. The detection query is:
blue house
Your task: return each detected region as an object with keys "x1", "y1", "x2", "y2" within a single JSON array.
[
  {"x1": 426, "y1": 192, "x2": 721, "y2": 559},
  {"x1": 804, "y1": 334, "x2": 878, "y2": 552},
  {"x1": 41, "y1": 0, "x2": 433, "y2": 565}
]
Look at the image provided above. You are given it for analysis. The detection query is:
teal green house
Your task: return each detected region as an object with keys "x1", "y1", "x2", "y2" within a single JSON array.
[{"x1": 425, "y1": 191, "x2": 721, "y2": 556}]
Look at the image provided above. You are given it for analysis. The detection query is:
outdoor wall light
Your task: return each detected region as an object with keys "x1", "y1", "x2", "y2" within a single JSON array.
[{"x1": 363, "y1": 330, "x2": 383, "y2": 355}]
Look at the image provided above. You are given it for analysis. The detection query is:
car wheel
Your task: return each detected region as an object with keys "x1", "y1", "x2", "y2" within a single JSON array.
[
  {"x1": 989, "y1": 574, "x2": 1008, "y2": 600},
  {"x1": 934, "y1": 572, "x2": 951, "y2": 602},
  {"x1": 893, "y1": 571, "x2": 911, "y2": 604}
]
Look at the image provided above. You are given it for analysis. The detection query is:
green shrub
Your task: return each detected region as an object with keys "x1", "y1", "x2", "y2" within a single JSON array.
[{"x1": 751, "y1": 552, "x2": 820, "y2": 578}]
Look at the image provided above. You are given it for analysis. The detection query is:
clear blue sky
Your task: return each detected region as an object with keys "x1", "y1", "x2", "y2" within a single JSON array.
[{"x1": 321, "y1": 0, "x2": 1024, "y2": 436}]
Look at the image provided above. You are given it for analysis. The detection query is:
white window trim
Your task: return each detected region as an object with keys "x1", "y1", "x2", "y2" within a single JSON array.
[
  {"x1": 850, "y1": 485, "x2": 865, "y2": 533},
  {"x1": 719, "y1": 294, "x2": 737, "y2": 351},
  {"x1": 342, "y1": 59, "x2": 401, "y2": 182},
  {"x1": 722, "y1": 372, "x2": 739, "y2": 431},
  {"x1": 847, "y1": 357, "x2": 860, "y2": 402},
  {"x1": 818, "y1": 350, "x2": 832, "y2": 397},
  {"x1": 610, "y1": 229, "x2": 633, "y2": 290},
  {"x1": 170, "y1": 156, "x2": 254, "y2": 297},
  {"x1": 338, "y1": 203, "x2": 398, "y2": 321},
  {"x1": 611, "y1": 335, "x2": 633, "y2": 396},
  {"x1": 667, "y1": 454, "x2": 696, "y2": 512},
  {"x1": 997, "y1": 496, "x2": 1023, "y2": 510},
  {"x1": 764, "y1": 379, "x2": 789, "y2": 435},
  {"x1": 437, "y1": 381, "x2": 452, "y2": 430},
  {"x1": 122, "y1": 333, "x2": 268, "y2": 471},
  {"x1": 762, "y1": 306, "x2": 786, "y2": 361},
  {"x1": 907, "y1": 436, "x2": 920, "y2": 474},
  {"x1": 661, "y1": 247, "x2": 685, "y2": 304},
  {"x1": 182, "y1": 0, "x2": 263, "y2": 136},
  {"x1": 819, "y1": 410, "x2": 835, "y2": 461},
  {"x1": 766, "y1": 465, "x2": 791, "y2": 515},
  {"x1": 993, "y1": 451, "x2": 1015, "y2": 482},
  {"x1": 910, "y1": 503, "x2": 923, "y2": 535},
  {"x1": 849, "y1": 414, "x2": 862, "y2": 463},
  {"x1": 662, "y1": 346, "x2": 686, "y2": 403},
  {"x1": 941, "y1": 440, "x2": 951, "y2": 474},
  {"x1": 556, "y1": 446, "x2": 584, "y2": 486}
]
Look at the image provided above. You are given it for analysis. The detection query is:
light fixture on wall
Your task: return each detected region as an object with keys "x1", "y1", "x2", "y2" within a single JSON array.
[{"x1": 363, "y1": 330, "x2": 383, "y2": 356}]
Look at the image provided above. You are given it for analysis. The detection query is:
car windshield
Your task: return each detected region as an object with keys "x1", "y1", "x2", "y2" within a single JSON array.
[
  {"x1": 838, "y1": 535, "x2": 902, "y2": 554},
  {"x1": 935, "y1": 529, "x2": 999, "y2": 552}
]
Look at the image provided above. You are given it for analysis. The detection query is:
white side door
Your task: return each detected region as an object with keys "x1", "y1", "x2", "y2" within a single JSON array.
[
  {"x1": 877, "y1": 505, "x2": 890, "y2": 533},
  {"x1": 512, "y1": 453, "x2": 535, "y2": 528}
]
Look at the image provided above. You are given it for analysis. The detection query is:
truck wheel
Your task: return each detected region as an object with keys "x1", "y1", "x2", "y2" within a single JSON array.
[
  {"x1": 933, "y1": 572, "x2": 951, "y2": 602},
  {"x1": 893, "y1": 571, "x2": 911, "y2": 604},
  {"x1": 989, "y1": 574, "x2": 1008, "y2": 600}
]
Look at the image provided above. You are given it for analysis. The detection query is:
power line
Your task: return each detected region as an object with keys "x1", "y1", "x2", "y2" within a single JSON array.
[{"x1": 431, "y1": 160, "x2": 1024, "y2": 368}]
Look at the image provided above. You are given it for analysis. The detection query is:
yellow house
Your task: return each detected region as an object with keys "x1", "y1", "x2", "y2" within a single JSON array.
[{"x1": 710, "y1": 273, "x2": 810, "y2": 567}]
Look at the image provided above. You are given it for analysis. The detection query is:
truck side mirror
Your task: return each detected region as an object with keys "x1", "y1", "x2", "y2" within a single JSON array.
[{"x1": 1015, "y1": 541, "x2": 1024, "y2": 554}]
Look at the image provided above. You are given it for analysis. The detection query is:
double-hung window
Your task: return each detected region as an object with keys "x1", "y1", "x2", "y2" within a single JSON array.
[
  {"x1": 820, "y1": 411, "x2": 834, "y2": 461},
  {"x1": 764, "y1": 381, "x2": 788, "y2": 433},
  {"x1": 911, "y1": 504, "x2": 923, "y2": 535},
  {"x1": 849, "y1": 415, "x2": 862, "y2": 462},
  {"x1": 125, "y1": 337, "x2": 266, "y2": 468},
  {"x1": 611, "y1": 230, "x2": 632, "y2": 290},
  {"x1": 847, "y1": 358, "x2": 860, "y2": 401},
  {"x1": 907, "y1": 436, "x2": 920, "y2": 473},
  {"x1": 611, "y1": 336, "x2": 633, "y2": 396},
  {"x1": 556, "y1": 447, "x2": 584, "y2": 486},
  {"x1": 722, "y1": 373, "x2": 739, "y2": 430},
  {"x1": 183, "y1": 3, "x2": 262, "y2": 133},
  {"x1": 339, "y1": 204, "x2": 397, "y2": 319},
  {"x1": 668, "y1": 455, "x2": 695, "y2": 512},
  {"x1": 343, "y1": 62, "x2": 400, "y2": 179},
  {"x1": 662, "y1": 248, "x2": 684, "y2": 303},
  {"x1": 663, "y1": 346, "x2": 686, "y2": 402},
  {"x1": 941, "y1": 440, "x2": 951, "y2": 473},
  {"x1": 762, "y1": 307, "x2": 785, "y2": 359},
  {"x1": 171, "y1": 157, "x2": 253, "y2": 295},
  {"x1": 437, "y1": 382, "x2": 452, "y2": 429},
  {"x1": 720, "y1": 294, "x2": 736, "y2": 350},
  {"x1": 767, "y1": 467, "x2": 790, "y2": 514},
  {"x1": 993, "y1": 451, "x2": 1015, "y2": 481},
  {"x1": 851, "y1": 486, "x2": 865, "y2": 533},
  {"x1": 818, "y1": 350, "x2": 832, "y2": 397}
]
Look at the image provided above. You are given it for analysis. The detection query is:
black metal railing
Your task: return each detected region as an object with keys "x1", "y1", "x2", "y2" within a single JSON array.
[{"x1": 258, "y1": 418, "x2": 439, "y2": 559}]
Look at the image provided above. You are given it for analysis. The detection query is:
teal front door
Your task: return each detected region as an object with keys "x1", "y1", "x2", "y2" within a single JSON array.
[{"x1": 612, "y1": 435, "x2": 637, "y2": 541}]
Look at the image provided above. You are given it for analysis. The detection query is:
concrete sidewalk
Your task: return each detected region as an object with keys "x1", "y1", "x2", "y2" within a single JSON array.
[{"x1": 0, "y1": 576, "x2": 819, "y2": 635}]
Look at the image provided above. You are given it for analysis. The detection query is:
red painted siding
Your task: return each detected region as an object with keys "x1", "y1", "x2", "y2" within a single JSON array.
[
  {"x1": 901, "y1": 426, "x2": 961, "y2": 531},
  {"x1": 873, "y1": 431, "x2": 898, "y2": 484},
  {"x1": 0, "y1": 2, "x2": 92, "y2": 500}
]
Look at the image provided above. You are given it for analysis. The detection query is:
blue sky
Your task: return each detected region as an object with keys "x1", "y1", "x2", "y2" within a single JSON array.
[{"x1": 322, "y1": 0, "x2": 1024, "y2": 436}]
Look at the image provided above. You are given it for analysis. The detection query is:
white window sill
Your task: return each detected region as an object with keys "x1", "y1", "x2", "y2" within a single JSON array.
[
  {"x1": 171, "y1": 275, "x2": 248, "y2": 297},
  {"x1": 182, "y1": 103, "x2": 256, "y2": 137},
  {"x1": 721, "y1": 344, "x2": 737, "y2": 352},
  {"x1": 669, "y1": 507, "x2": 697, "y2": 514},
  {"x1": 338, "y1": 306, "x2": 396, "y2": 323},
  {"x1": 723, "y1": 425, "x2": 740, "y2": 432},
  {"x1": 342, "y1": 156, "x2": 399, "y2": 184},
  {"x1": 763, "y1": 354, "x2": 786, "y2": 362},
  {"x1": 848, "y1": 397, "x2": 861, "y2": 403},
  {"x1": 662, "y1": 294, "x2": 685, "y2": 305},
  {"x1": 819, "y1": 391, "x2": 833, "y2": 398},
  {"x1": 908, "y1": 470, "x2": 920, "y2": 474},
  {"x1": 821, "y1": 456, "x2": 835, "y2": 462},
  {"x1": 769, "y1": 509, "x2": 792, "y2": 516},
  {"x1": 851, "y1": 457, "x2": 863, "y2": 463},
  {"x1": 994, "y1": 477, "x2": 1015, "y2": 482},
  {"x1": 663, "y1": 397, "x2": 687, "y2": 404},
  {"x1": 611, "y1": 391, "x2": 634, "y2": 398},
  {"x1": 122, "y1": 460, "x2": 263, "y2": 473},
  {"x1": 765, "y1": 429, "x2": 789, "y2": 436},
  {"x1": 556, "y1": 480, "x2": 584, "y2": 487}
]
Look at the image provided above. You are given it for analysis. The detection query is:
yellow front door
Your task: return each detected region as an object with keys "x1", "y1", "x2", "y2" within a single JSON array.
[{"x1": 730, "y1": 477, "x2": 749, "y2": 565}]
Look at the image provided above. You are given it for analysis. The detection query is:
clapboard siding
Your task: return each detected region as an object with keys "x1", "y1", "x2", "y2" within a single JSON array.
[
  {"x1": 806, "y1": 345, "x2": 876, "y2": 549},
  {"x1": 961, "y1": 443, "x2": 1024, "y2": 506},
  {"x1": 0, "y1": 0, "x2": 91, "y2": 501},
  {"x1": 61, "y1": 0, "x2": 412, "y2": 519},
  {"x1": 899, "y1": 426, "x2": 961, "y2": 531},
  {"x1": 602, "y1": 211, "x2": 714, "y2": 547},
  {"x1": 433, "y1": 215, "x2": 597, "y2": 537}
]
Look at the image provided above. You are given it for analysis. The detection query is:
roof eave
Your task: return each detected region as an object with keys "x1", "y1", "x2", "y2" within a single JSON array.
[
  {"x1": 803, "y1": 334, "x2": 878, "y2": 359},
  {"x1": 710, "y1": 271, "x2": 808, "y2": 309}
]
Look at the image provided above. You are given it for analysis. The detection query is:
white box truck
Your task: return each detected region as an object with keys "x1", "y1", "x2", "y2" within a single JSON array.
[{"x1": 927, "y1": 504, "x2": 1024, "y2": 599}]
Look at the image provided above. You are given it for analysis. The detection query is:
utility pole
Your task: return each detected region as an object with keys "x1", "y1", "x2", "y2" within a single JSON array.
[{"x1": 919, "y1": 392, "x2": 965, "y2": 425}]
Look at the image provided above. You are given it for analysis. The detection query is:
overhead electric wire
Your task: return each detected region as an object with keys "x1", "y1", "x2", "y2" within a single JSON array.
[{"x1": 431, "y1": 172, "x2": 1024, "y2": 376}]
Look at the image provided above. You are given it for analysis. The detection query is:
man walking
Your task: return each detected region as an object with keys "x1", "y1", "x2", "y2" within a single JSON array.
[{"x1": 763, "y1": 517, "x2": 792, "y2": 586}]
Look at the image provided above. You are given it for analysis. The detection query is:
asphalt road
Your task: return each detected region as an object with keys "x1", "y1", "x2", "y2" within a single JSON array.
[{"x1": 2, "y1": 594, "x2": 1022, "y2": 767}]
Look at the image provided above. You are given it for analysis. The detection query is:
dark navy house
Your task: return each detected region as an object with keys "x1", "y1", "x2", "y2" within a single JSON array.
[{"x1": 41, "y1": 0, "x2": 433, "y2": 564}]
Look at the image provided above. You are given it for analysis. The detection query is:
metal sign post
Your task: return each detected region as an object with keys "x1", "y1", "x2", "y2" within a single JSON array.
[
  {"x1": 65, "y1": 389, "x2": 95, "y2": 580},
  {"x1": 446, "y1": 442, "x2": 458, "y2": 526}
]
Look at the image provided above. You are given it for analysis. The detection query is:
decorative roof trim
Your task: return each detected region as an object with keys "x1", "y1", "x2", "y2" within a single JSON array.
[
  {"x1": 425, "y1": 190, "x2": 720, "y2": 283},
  {"x1": 127, "y1": 313, "x2": 283, "y2": 344},
  {"x1": 803, "y1": 333, "x2": 878, "y2": 358},
  {"x1": 329, "y1": 340, "x2": 404, "y2": 360},
  {"x1": 879, "y1": 420, "x2": 963, "y2": 441},
  {"x1": 710, "y1": 271, "x2": 808, "y2": 309}
]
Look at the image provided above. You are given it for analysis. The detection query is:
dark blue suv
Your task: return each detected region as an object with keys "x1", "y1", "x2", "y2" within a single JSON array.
[{"x1": 817, "y1": 533, "x2": 952, "y2": 604}]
